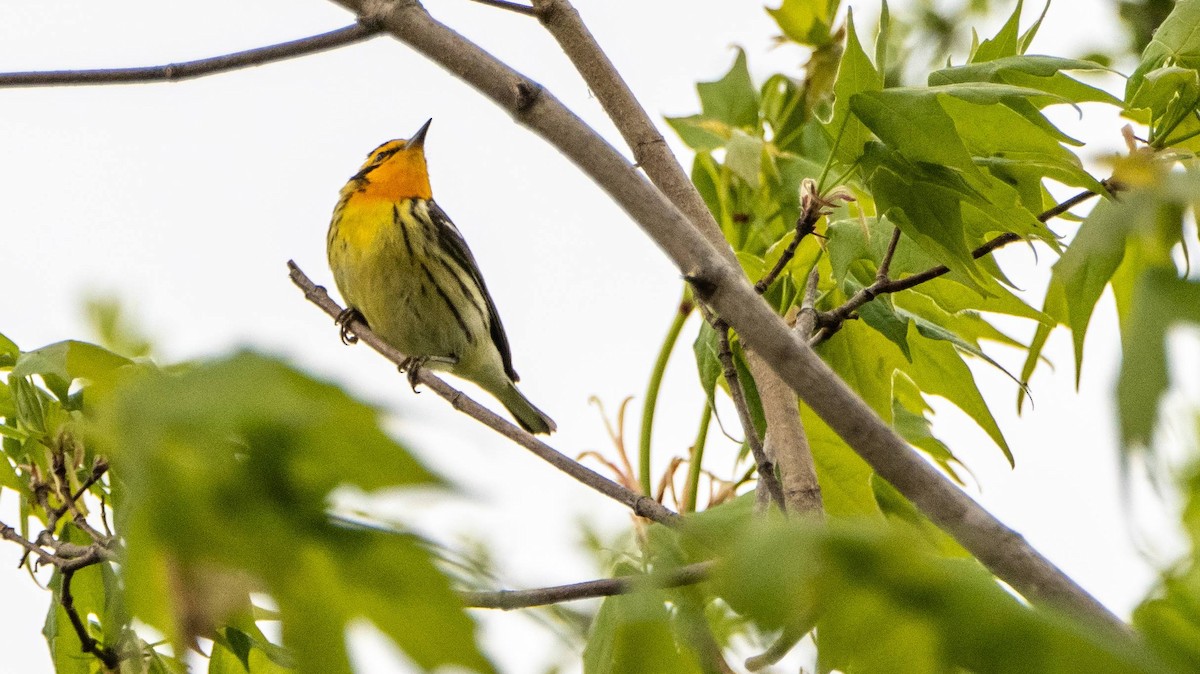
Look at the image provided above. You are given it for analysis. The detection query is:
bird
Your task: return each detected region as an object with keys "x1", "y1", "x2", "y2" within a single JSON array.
[{"x1": 326, "y1": 119, "x2": 556, "y2": 434}]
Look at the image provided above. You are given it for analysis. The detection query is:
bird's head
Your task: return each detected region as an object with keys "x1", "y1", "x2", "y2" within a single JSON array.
[{"x1": 349, "y1": 119, "x2": 433, "y2": 200}]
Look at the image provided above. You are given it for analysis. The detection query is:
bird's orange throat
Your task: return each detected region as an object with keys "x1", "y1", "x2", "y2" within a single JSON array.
[{"x1": 357, "y1": 149, "x2": 433, "y2": 201}]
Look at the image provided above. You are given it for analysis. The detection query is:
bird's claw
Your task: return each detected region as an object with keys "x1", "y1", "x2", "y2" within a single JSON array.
[
  {"x1": 398, "y1": 355, "x2": 458, "y2": 392},
  {"x1": 399, "y1": 356, "x2": 426, "y2": 392},
  {"x1": 336, "y1": 307, "x2": 366, "y2": 345}
]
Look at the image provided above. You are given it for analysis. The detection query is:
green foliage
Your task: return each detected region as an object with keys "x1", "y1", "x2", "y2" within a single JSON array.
[
  {"x1": 676, "y1": 508, "x2": 1169, "y2": 673},
  {"x1": 1126, "y1": 0, "x2": 1200, "y2": 149},
  {"x1": 93, "y1": 352, "x2": 491, "y2": 674},
  {"x1": 766, "y1": 0, "x2": 843, "y2": 47}
]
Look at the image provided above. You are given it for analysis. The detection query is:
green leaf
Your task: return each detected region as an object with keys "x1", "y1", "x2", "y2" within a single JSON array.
[
  {"x1": 0, "y1": 332, "x2": 17, "y2": 368},
  {"x1": 1118, "y1": 271, "x2": 1200, "y2": 446},
  {"x1": 583, "y1": 569, "x2": 703, "y2": 674},
  {"x1": 761, "y1": 74, "x2": 808, "y2": 154},
  {"x1": 693, "y1": 321, "x2": 722, "y2": 408},
  {"x1": 665, "y1": 115, "x2": 728, "y2": 152},
  {"x1": 95, "y1": 352, "x2": 490, "y2": 674},
  {"x1": 850, "y1": 90, "x2": 978, "y2": 174},
  {"x1": 703, "y1": 518, "x2": 1165, "y2": 672},
  {"x1": 931, "y1": 56, "x2": 1120, "y2": 106},
  {"x1": 766, "y1": 0, "x2": 841, "y2": 47},
  {"x1": 891, "y1": 373, "x2": 964, "y2": 483},
  {"x1": 698, "y1": 48, "x2": 760, "y2": 129},
  {"x1": 971, "y1": 0, "x2": 1024, "y2": 63},
  {"x1": 12, "y1": 340, "x2": 132, "y2": 402},
  {"x1": 825, "y1": 7, "x2": 883, "y2": 165},
  {"x1": 725, "y1": 130, "x2": 764, "y2": 187},
  {"x1": 1127, "y1": 0, "x2": 1200, "y2": 102}
]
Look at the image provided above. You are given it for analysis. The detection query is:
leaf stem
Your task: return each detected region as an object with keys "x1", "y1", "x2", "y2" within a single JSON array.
[
  {"x1": 683, "y1": 402, "x2": 713, "y2": 513},
  {"x1": 638, "y1": 290, "x2": 694, "y2": 496}
]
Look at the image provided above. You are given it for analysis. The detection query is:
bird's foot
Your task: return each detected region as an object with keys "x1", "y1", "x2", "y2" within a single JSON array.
[
  {"x1": 336, "y1": 307, "x2": 366, "y2": 345},
  {"x1": 398, "y1": 355, "x2": 457, "y2": 392}
]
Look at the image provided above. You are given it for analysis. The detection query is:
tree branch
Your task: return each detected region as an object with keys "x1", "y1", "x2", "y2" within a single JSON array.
[
  {"x1": 0, "y1": 23, "x2": 381, "y2": 88},
  {"x1": 322, "y1": 0, "x2": 1127, "y2": 633},
  {"x1": 60, "y1": 568, "x2": 120, "y2": 669},
  {"x1": 287, "y1": 261, "x2": 680, "y2": 527},
  {"x1": 708, "y1": 316, "x2": 786, "y2": 512},
  {"x1": 813, "y1": 184, "x2": 1116, "y2": 343},
  {"x1": 460, "y1": 562, "x2": 712, "y2": 609}
]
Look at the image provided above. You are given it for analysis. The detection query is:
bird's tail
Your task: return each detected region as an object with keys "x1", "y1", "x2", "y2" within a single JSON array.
[{"x1": 496, "y1": 382, "x2": 556, "y2": 435}]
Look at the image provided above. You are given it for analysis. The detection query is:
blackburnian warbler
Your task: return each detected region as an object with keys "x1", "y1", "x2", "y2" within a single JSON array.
[{"x1": 327, "y1": 120, "x2": 556, "y2": 434}]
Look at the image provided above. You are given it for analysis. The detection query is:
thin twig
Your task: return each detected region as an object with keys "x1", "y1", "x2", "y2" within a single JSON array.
[
  {"x1": 708, "y1": 316, "x2": 786, "y2": 511},
  {"x1": 61, "y1": 569, "x2": 120, "y2": 669},
  {"x1": 288, "y1": 261, "x2": 681, "y2": 527},
  {"x1": 460, "y1": 562, "x2": 712, "y2": 609},
  {"x1": 0, "y1": 23, "x2": 380, "y2": 88},
  {"x1": 813, "y1": 184, "x2": 1116, "y2": 343},
  {"x1": 876, "y1": 227, "x2": 903, "y2": 282},
  {"x1": 755, "y1": 179, "x2": 851, "y2": 294},
  {"x1": 468, "y1": 0, "x2": 537, "y2": 15},
  {"x1": 0, "y1": 521, "x2": 57, "y2": 568},
  {"x1": 327, "y1": 0, "x2": 1129, "y2": 633}
]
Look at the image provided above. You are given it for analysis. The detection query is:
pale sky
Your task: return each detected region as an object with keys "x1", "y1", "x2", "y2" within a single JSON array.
[{"x1": 0, "y1": 1, "x2": 1179, "y2": 672}]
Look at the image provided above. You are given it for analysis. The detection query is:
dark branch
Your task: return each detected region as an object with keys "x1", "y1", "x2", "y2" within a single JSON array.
[
  {"x1": 0, "y1": 23, "x2": 380, "y2": 88},
  {"x1": 468, "y1": 0, "x2": 537, "y2": 15},
  {"x1": 287, "y1": 260, "x2": 681, "y2": 527},
  {"x1": 0, "y1": 521, "x2": 57, "y2": 568},
  {"x1": 810, "y1": 183, "x2": 1117, "y2": 344},
  {"x1": 461, "y1": 562, "x2": 712, "y2": 609},
  {"x1": 708, "y1": 316, "x2": 786, "y2": 511},
  {"x1": 61, "y1": 569, "x2": 120, "y2": 669}
]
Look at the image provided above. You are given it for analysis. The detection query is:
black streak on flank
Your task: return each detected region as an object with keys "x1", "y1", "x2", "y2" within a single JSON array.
[{"x1": 421, "y1": 263, "x2": 473, "y2": 343}]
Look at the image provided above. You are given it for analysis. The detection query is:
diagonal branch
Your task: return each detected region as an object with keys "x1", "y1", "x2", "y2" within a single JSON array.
[
  {"x1": 287, "y1": 261, "x2": 680, "y2": 527},
  {"x1": 0, "y1": 23, "x2": 380, "y2": 88},
  {"x1": 323, "y1": 0, "x2": 1127, "y2": 633},
  {"x1": 460, "y1": 561, "x2": 712, "y2": 609}
]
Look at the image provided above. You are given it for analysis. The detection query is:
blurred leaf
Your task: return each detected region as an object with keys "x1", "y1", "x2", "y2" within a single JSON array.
[
  {"x1": 870, "y1": 473, "x2": 969, "y2": 556},
  {"x1": 699, "y1": 518, "x2": 1168, "y2": 673},
  {"x1": 84, "y1": 296, "x2": 153, "y2": 359},
  {"x1": 1135, "y1": 455, "x2": 1200, "y2": 670},
  {"x1": 12, "y1": 340, "x2": 131, "y2": 403},
  {"x1": 726, "y1": 130, "x2": 764, "y2": 187},
  {"x1": 583, "y1": 564, "x2": 703, "y2": 674},
  {"x1": 825, "y1": 7, "x2": 883, "y2": 165},
  {"x1": 95, "y1": 352, "x2": 490, "y2": 674},
  {"x1": 766, "y1": 0, "x2": 841, "y2": 47},
  {"x1": 1117, "y1": 271, "x2": 1200, "y2": 446}
]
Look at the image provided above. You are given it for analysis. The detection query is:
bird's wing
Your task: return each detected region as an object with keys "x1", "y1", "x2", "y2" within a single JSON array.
[{"x1": 428, "y1": 201, "x2": 520, "y2": 383}]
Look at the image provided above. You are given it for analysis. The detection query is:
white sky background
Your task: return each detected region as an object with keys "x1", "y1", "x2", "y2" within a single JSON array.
[{"x1": 0, "y1": 0, "x2": 1186, "y2": 672}]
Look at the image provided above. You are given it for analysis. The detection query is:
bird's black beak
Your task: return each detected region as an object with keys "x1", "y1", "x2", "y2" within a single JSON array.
[{"x1": 409, "y1": 119, "x2": 432, "y2": 149}]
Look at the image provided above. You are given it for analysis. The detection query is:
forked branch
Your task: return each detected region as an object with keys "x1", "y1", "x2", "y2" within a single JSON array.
[
  {"x1": 812, "y1": 181, "x2": 1120, "y2": 343},
  {"x1": 322, "y1": 0, "x2": 1127, "y2": 633}
]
